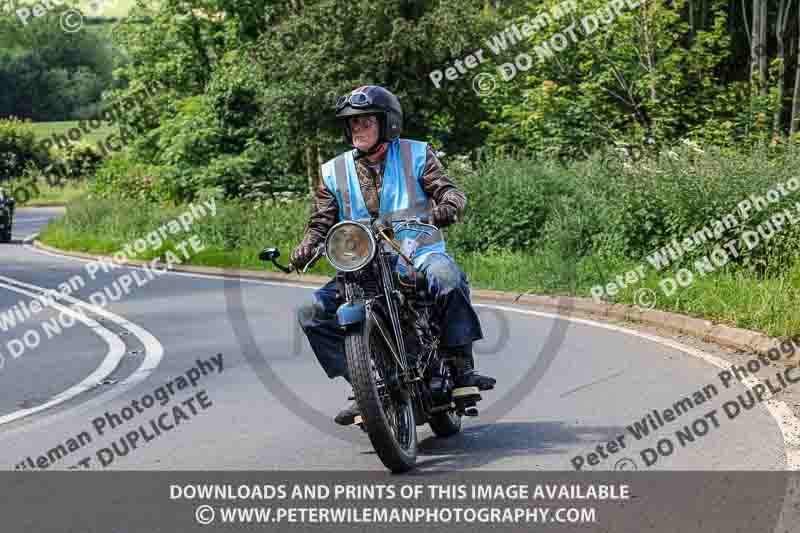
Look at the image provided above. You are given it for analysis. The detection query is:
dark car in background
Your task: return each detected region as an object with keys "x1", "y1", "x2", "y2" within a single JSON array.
[{"x1": 0, "y1": 188, "x2": 14, "y2": 242}]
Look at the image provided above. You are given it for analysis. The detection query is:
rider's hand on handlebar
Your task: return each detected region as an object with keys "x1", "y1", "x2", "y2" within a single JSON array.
[
  {"x1": 431, "y1": 205, "x2": 457, "y2": 227},
  {"x1": 290, "y1": 241, "x2": 316, "y2": 270}
]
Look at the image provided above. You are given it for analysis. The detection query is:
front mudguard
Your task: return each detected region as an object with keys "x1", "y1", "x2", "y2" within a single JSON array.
[{"x1": 336, "y1": 301, "x2": 366, "y2": 329}]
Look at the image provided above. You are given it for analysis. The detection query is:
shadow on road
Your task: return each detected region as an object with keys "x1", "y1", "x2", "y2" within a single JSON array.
[{"x1": 401, "y1": 421, "x2": 625, "y2": 473}]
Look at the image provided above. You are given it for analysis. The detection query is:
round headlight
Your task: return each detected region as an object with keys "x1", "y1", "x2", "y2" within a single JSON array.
[{"x1": 325, "y1": 221, "x2": 376, "y2": 272}]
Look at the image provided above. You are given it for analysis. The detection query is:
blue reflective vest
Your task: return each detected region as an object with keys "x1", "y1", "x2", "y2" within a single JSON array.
[{"x1": 321, "y1": 138, "x2": 448, "y2": 269}]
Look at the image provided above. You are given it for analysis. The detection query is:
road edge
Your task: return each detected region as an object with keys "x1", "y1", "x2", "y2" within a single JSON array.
[{"x1": 32, "y1": 239, "x2": 793, "y2": 360}]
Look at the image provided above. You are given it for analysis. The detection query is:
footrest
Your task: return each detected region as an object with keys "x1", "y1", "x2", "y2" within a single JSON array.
[{"x1": 452, "y1": 386, "x2": 481, "y2": 401}]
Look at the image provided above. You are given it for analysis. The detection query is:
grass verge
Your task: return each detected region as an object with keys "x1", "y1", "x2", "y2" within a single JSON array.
[{"x1": 38, "y1": 195, "x2": 800, "y2": 339}]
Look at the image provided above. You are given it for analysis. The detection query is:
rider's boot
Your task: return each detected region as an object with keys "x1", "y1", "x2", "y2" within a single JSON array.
[
  {"x1": 448, "y1": 343, "x2": 496, "y2": 415},
  {"x1": 334, "y1": 400, "x2": 362, "y2": 426},
  {"x1": 335, "y1": 372, "x2": 364, "y2": 427}
]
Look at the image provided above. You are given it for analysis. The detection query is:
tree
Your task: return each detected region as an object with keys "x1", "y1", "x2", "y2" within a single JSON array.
[
  {"x1": 0, "y1": 4, "x2": 115, "y2": 121},
  {"x1": 774, "y1": 0, "x2": 794, "y2": 133}
]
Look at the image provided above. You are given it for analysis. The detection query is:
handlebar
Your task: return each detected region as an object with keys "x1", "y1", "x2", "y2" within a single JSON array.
[
  {"x1": 302, "y1": 244, "x2": 326, "y2": 273},
  {"x1": 259, "y1": 214, "x2": 437, "y2": 274},
  {"x1": 258, "y1": 244, "x2": 324, "y2": 274}
]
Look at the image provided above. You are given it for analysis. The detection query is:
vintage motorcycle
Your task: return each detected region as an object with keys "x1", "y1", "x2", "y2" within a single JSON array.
[{"x1": 260, "y1": 214, "x2": 475, "y2": 473}]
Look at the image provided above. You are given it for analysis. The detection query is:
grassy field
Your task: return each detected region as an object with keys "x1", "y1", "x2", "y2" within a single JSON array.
[
  {"x1": 77, "y1": 0, "x2": 139, "y2": 18},
  {"x1": 5, "y1": 178, "x2": 89, "y2": 206},
  {"x1": 30, "y1": 121, "x2": 116, "y2": 147},
  {"x1": 11, "y1": 1, "x2": 137, "y2": 18}
]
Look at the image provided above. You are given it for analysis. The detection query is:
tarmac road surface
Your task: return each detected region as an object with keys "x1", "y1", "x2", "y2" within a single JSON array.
[{"x1": 0, "y1": 208, "x2": 791, "y2": 473}]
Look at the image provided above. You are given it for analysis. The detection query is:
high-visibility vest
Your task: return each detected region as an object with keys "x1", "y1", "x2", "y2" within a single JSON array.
[{"x1": 321, "y1": 138, "x2": 448, "y2": 269}]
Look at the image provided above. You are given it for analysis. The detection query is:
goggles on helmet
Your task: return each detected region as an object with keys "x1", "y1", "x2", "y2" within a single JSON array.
[{"x1": 336, "y1": 91, "x2": 372, "y2": 112}]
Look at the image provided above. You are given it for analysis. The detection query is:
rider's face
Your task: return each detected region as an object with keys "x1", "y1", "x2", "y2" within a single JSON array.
[{"x1": 349, "y1": 115, "x2": 379, "y2": 151}]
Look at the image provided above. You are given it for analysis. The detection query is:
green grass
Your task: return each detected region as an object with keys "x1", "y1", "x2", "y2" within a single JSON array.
[
  {"x1": 27, "y1": 179, "x2": 89, "y2": 206},
  {"x1": 14, "y1": 1, "x2": 139, "y2": 18},
  {"x1": 30, "y1": 121, "x2": 116, "y2": 147},
  {"x1": 5, "y1": 178, "x2": 89, "y2": 206},
  {"x1": 37, "y1": 195, "x2": 800, "y2": 339},
  {"x1": 77, "y1": 0, "x2": 139, "y2": 18},
  {"x1": 609, "y1": 263, "x2": 800, "y2": 338}
]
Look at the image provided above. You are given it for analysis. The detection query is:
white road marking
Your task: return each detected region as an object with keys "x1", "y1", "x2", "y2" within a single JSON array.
[
  {"x1": 0, "y1": 275, "x2": 164, "y2": 429},
  {"x1": 482, "y1": 303, "x2": 800, "y2": 470},
  {"x1": 22, "y1": 237, "x2": 800, "y2": 469},
  {"x1": 0, "y1": 282, "x2": 125, "y2": 426},
  {"x1": 14, "y1": 217, "x2": 55, "y2": 224}
]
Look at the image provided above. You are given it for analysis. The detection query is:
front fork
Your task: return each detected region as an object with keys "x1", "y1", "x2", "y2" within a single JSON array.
[{"x1": 337, "y1": 255, "x2": 435, "y2": 420}]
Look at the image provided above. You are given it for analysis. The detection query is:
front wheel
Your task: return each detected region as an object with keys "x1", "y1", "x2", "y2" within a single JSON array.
[{"x1": 345, "y1": 310, "x2": 417, "y2": 473}]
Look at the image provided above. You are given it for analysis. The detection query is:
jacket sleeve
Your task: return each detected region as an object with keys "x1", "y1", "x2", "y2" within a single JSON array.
[
  {"x1": 300, "y1": 178, "x2": 339, "y2": 246},
  {"x1": 419, "y1": 145, "x2": 467, "y2": 227}
]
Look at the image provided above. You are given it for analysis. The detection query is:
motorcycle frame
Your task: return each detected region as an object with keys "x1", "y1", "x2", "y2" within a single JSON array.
[{"x1": 330, "y1": 220, "x2": 442, "y2": 421}]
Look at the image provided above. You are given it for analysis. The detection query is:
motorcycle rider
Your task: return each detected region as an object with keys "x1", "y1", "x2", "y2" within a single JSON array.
[{"x1": 293, "y1": 85, "x2": 495, "y2": 426}]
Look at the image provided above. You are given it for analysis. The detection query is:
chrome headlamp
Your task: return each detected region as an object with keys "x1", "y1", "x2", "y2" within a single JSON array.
[{"x1": 325, "y1": 221, "x2": 376, "y2": 272}]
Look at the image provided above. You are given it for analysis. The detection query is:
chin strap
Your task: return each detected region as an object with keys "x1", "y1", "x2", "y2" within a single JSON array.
[{"x1": 353, "y1": 140, "x2": 388, "y2": 160}]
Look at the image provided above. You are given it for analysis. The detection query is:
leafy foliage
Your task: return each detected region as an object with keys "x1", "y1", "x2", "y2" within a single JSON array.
[
  {"x1": 0, "y1": 118, "x2": 50, "y2": 181},
  {"x1": 0, "y1": 3, "x2": 117, "y2": 121}
]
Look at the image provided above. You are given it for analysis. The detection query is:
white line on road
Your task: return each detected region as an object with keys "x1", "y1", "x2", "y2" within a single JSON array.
[
  {"x1": 0, "y1": 282, "x2": 125, "y2": 426},
  {"x1": 0, "y1": 275, "x2": 164, "y2": 429},
  {"x1": 483, "y1": 303, "x2": 800, "y2": 470},
  {"x1": 14, "y1": 217, "x2": 56, "y2": 224}
]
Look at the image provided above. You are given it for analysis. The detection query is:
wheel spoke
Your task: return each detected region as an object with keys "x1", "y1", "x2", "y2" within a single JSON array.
[{"x1": 369, "y1": 324, "x2": 412, "y2": 450}]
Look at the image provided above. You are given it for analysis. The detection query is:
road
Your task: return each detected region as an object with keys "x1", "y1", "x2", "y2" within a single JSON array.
[{"x1": 0, "y1": 207, "x2": 792, "y2": 472}]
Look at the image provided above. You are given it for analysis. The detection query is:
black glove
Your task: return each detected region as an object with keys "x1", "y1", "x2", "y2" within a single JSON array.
[
  {"x1": 431, "y1": 205, "x2": 458, "y2": 227},
  {"x1": 290, "y1": 241, "x2": 316, "y2": 269}
]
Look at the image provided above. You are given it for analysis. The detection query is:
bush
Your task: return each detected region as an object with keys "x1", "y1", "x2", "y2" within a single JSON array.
[
  {"x1": 0, "y1": 118, "x2": 50, "y2": 181},
  {"x1": 580, "y1": 142, "x2": 800, "y2": 274},
  {"x1": 447, "y1": 142, "x2": 800, "y2": 281},
  {"x1": 54, "y1": 143, "x2": 104, "y2": 180},
  {"x1": 35, "y1": 143, "x2": 105, "y2": 186},
  {"x1": 445, "y1": 156, "x2": 577, "y2": 253}
]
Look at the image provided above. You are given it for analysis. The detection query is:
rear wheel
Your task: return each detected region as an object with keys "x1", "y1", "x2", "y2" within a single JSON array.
[
  {"x1": 0, "y1": 229, "x2": 11, "y2": 243},
  {"x1": 345, "y1": 309, "x2": 417, "y2": 473}
]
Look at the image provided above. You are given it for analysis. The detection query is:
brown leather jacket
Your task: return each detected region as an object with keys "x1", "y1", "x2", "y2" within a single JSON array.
[{"x1": 299, "y1": 144, "x2": 467, "y2": 247}]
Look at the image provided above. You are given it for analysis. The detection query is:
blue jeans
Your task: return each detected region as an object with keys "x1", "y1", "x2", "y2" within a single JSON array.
[{"x1": 296, "y1": 252, "x2": 484, "y2": 380}]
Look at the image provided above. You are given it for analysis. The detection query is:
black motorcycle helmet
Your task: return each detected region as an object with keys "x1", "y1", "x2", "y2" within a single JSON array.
[{"x1": 335, "y1": 85, "x2": 403, "y2": 156}]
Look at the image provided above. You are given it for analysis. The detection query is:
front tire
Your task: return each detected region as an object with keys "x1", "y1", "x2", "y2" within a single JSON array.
[{"x1": 345, "y1": 310, "x2": 417, "y2": 473}]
